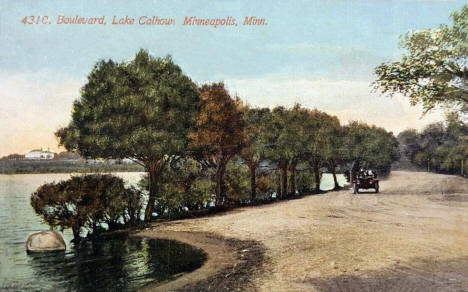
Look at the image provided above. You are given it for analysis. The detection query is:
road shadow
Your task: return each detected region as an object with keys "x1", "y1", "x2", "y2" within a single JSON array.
[{"x1": 304, "y1": 256, "x2": 468, "y2": 292}]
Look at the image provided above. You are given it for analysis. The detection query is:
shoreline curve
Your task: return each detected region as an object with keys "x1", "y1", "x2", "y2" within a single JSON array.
[{"x1": 135, "y1": 229, "x2": 266, "y2": 291}]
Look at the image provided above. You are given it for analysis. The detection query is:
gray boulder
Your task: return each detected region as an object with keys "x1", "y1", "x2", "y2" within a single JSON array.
[{"x1": 26, "y1": 230, "x2": 66, "y2": 253}]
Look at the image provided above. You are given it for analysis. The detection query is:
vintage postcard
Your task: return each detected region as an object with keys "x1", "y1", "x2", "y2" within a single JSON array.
[{"x1": 1, "y1": 1, "x2": 467, "y2": 291}]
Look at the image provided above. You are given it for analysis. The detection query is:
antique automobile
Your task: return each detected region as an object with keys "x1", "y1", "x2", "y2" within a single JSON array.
[
  {"x1": 344, "y1": 161, "x2": 380, "y2": 194},
  {"x1": 352, "y1": 169, "x2": 379, "y2": 194}
]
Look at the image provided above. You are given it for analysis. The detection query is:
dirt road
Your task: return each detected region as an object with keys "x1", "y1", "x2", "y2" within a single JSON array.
[{"x1": 140, "y1": 171, "x2": 468, "y2": 291}]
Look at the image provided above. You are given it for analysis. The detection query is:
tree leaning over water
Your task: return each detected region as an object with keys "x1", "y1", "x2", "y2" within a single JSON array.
[
  {"x1": 31, "y1": 174, "x2": 143, "y2": 242},
  {"x1": 56, "y1": 50, "x2": 200, "y2": 221}
]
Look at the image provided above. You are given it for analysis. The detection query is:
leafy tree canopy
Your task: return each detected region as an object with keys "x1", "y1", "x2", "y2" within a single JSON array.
[
  {"x1": 401, "y1": 115, "x2": 468, "y2": 173},
  {"x1": 374, "y1": 5, "x2": 468, "y2": 113},
  {"x1": 189, "y1": 82, "x2": 244, "y2": 205},
  {"x1": 344, "y1": 121, "x2": 399, "y2": 175},
  {"x1": 56, "y1": 49, "x2": 200, "y2": 221},
  {"x1": 189, "y1": 82, "x2": 244, "y2": 165},
  {"x1": 31, "y1": 174, "x2": 143, "y2": 242},
  {"x1": 57, "y1": 49, "x2": 200, "y2": 164}
]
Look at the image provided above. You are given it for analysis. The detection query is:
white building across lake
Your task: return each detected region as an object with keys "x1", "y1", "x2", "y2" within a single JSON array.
[{"x1": 25, "y1": 149, "x2": 55, "y2": 160}]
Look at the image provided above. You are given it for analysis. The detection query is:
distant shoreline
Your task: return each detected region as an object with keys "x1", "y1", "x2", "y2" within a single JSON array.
[{"x1": 0, "y1": 159, "x2": 144, "y2": 174}]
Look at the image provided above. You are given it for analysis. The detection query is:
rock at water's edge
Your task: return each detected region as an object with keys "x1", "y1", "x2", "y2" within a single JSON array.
[{"x1": 26, "y1": 230, "x2": 66, "y2": 253}]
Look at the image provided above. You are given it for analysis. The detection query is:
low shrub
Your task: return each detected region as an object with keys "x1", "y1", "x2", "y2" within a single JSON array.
[{"x1": 31, "y1": 174, "x2": 143, "y2": 242}]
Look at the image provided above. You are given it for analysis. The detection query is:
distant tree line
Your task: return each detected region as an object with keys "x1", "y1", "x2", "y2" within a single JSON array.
[
  {"x1": 31, "y1": 49, "x2": 399, "y2": 242},
  {"x1": 398, "y1": 114, "x2": 468, "y2": 175},
  {"x1": 0, "y1": 159, "x2": 143, "y2": 174},
  {"x1": 0, "y1": 151, "x2": 81, "y2": 161}
]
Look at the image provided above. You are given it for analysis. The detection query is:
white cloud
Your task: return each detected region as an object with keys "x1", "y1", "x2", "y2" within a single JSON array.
[
  {"x1": 225, "y1": 75, "x2": 445, "y2": 134},
  {"x1": 0, "y1": 70, "x2": 81, "y2": 156}
]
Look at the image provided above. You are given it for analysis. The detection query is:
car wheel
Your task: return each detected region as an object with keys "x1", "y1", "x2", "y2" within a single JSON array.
[{"x1": 375, "y1": 182, "x2": 379, "y2": 193}]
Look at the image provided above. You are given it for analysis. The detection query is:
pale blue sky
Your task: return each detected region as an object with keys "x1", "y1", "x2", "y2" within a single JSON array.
[{"x1": 0, "y1": 0, "x2": 466, "y2": 155}]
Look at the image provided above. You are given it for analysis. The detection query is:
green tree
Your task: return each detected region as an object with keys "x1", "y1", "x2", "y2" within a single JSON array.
[
  {"x1": 31, "y1": 174, "x2": 142, "y2": 242},
  {"x1": 240, "y1": 107, "x2": 270, "y2": 201},
  {"x1": 288, "y1": 106, "x2": 326, "y2": 195},
  {"x1": 344, "y1": 121, "x2": 399, "y2": 176},
  {"x1": 139, "y1": 158, "x2": 214, "y2": 218},
  {"x1": 409, "y1": 115, "x2": 468, "y2": 174},
  {"x1": 262, "y1": 106, "x2": 299, "y2": 198},
  {"x1": 397, "y1": 129, "x2": 421, "y2": 162},
  {"x1": 374, "y1": 5, "x2": 468, "y2": 113},
  {"x1": 56, "y1": 50, "x2": 200, "y2": 221},
  {"x1": 323, "y1": 120, "x2": 345, "y2": 190},
  {"x1": 189, "y1": 82, "x2": 244, "y2": 206},
  {"x1": 263, "y1": 105, "x2": 324, "y2": 197},
  {"x1": 443, "y1": 114, "x2": 468, "y2": 173},
  {"x1": 303, "y1": 109, "x2": 340, "y2": 193},
  {"x1": 417, "y1": 122, "x2": 446, "y2": 171},
  {"x1": 261, "y1": 107, "x2": 287, "y2": 198}
]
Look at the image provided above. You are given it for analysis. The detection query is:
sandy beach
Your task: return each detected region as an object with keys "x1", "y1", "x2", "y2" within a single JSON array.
[{"x1": 138, "y1": 171, "x2": 468, "y2": 291}]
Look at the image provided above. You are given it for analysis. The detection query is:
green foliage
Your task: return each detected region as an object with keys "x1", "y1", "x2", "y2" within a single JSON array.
[
  {"x1": 344, "y1": 121, "x2": 400, "y2": 176},
  {"x1": 262, "y1": 105, "x2": 316, "y2": 196},
  {"x1": 56, "y1": 49, "x2": 200, "y2": 221},
  {"x1": 302, "y1": 108, "x2": 342, "y2": 191},
  {"x1": 241, "y1": 107, "x2": 270, "y2": 163},
  {"x1": 295, "y1": 169, "x2": 315, "y2": 194},
  {"x1": 57, "y1": 50, "x2": 199, "y2": 161},
  {"x1": 225, "y1": 160, "x2": 250, "y2": 204},
  {"x1": 397, "y1": 129, "x2": 421, "y2": 162},
  {"x1": 261, "y1": 105, "x2": 342, "y2": 194},
  {"x1": 374, "y1": 5, "x2": 468, "y2": 113},
  {"x1": 401, "y1": 114, "x2": 468, "y2": 174},
  {"x1": 240, "y1": 107, "x2": 272, "y2": 200},
  {"x1": 139, "y1": 159, "x2": 214, "y2": 218},
  {"x1": 30, "y1": 174, "x2": 143, "y2": 242},
  {"x1": 263, "y1": 105, "x2": 312, "y2": 166}
]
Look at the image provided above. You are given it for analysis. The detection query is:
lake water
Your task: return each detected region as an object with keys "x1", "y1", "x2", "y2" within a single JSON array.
[
  {"x1": 0, "y1": 172, "x2": 206, "y2": 291},
  {"x1": 320, "y1": 173, "x2": 348, "y2": 191}
]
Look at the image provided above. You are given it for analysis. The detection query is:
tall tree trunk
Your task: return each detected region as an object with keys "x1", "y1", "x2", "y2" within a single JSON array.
[
  {"x1": 313, "y1": 162, "x2": 321, "y2": 193},
  {"x1": 288, "y1": 162, "x2": 297, "y2": 196},
  {"x1": 331, "y1": 163, "x2": 340, "y2": 190},
  {"x1": 215, "y1": 161, "x2": 227, "y2": 206},
  {"x1": 144, "y1": 160, "x2": 163, "y2": 222},
  {"x1": 248, "y1": 161, "x2": 257, "y2": 202},
  {"x1": 276, "y1": 171, "x2": 281, "y2": 199},
  {"x1": 279, "y1": 163, "x2": 288, "y2": 199},
  {"x1": 72, "y1": 222, "x2": 81, "y2": 243}
]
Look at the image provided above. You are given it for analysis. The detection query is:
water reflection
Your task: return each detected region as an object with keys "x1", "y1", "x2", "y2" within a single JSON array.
[{"x1": 27, "y1": 237, "x2": 206, "y2": 292}]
